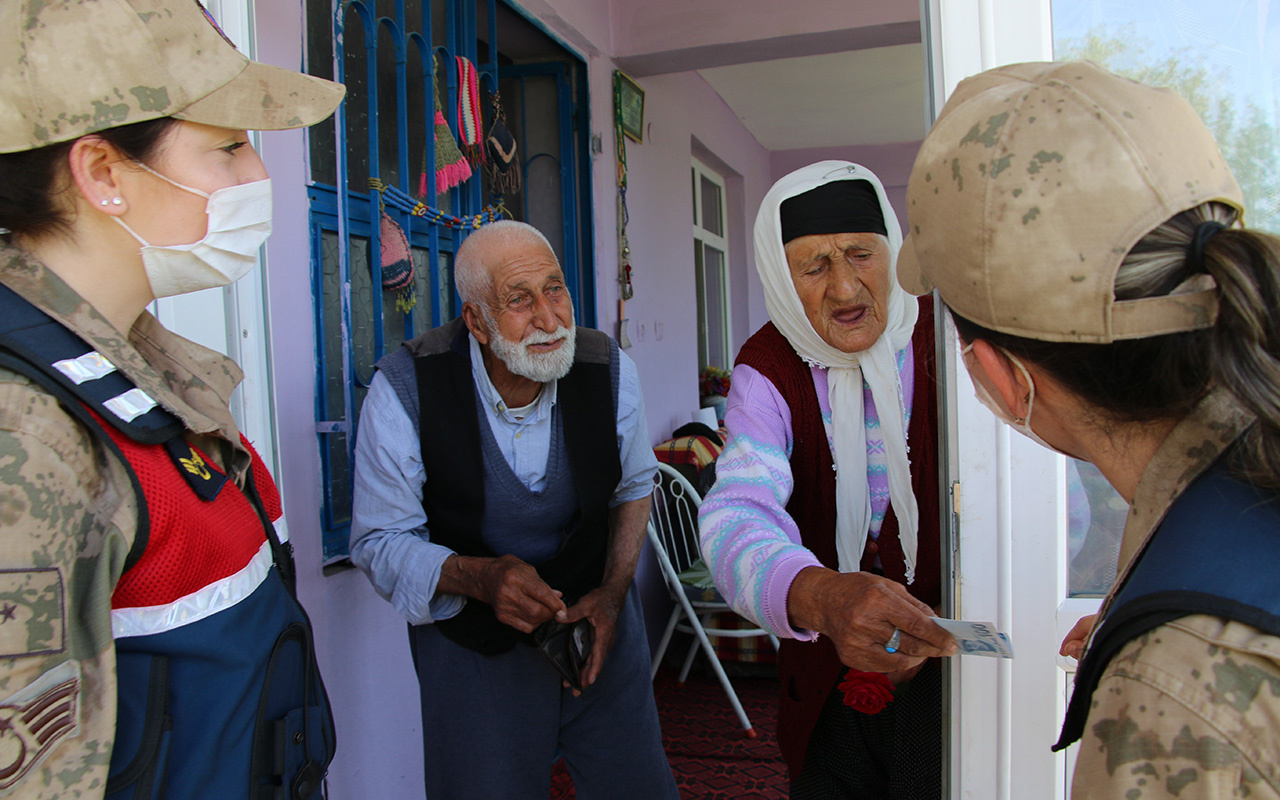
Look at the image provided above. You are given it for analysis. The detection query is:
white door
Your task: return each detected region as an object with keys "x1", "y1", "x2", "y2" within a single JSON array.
[
  {"x1": 921, "y1": 2, "x2": 1076, "y2": 799},
  {"x1": 150, "y1": 0, "x2": 283, "y2": 486},
  {"x1": 924, "y1": 0, "x2": 1280, "y2": 797}
]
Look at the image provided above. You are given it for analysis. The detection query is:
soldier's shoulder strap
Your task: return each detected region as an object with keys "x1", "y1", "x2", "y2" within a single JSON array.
[
  {"x1": 0, "y1": 284, "x2": 183, "y2": 442},
  {"x1": 0, "y1": 283, "x2": 184, "y2": 572}
]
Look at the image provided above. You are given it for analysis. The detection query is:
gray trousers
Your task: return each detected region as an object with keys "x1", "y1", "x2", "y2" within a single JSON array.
[{"x1": 408, "y1": 585, "x2": 679, "y2": 800}]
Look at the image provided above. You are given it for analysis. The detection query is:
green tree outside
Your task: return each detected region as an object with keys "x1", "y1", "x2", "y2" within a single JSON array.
[{"x1": 1058, "y1": 25, "x2": 1280, "y2": 232}]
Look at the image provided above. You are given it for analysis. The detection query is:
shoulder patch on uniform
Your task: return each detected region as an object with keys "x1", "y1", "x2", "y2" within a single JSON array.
[
  {"x1": 164, "y1": 437, "x2": 228, "y2": 502},
  {"x1": 0, "y1": 660, "x2": 79, "y2": 793},
  {"x1": 0, "y1": 570, "x2": 64, "y2": 659}
]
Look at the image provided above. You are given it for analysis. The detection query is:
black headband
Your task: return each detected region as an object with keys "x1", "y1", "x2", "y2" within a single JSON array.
[{"x1": 779, "y1": 180, "x2": 886, "y2": 244}]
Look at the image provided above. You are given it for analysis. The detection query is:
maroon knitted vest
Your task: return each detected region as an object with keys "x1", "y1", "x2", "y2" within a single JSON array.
[{"x1": 734, "y1": 295, "x2": 940, "y2": 780}]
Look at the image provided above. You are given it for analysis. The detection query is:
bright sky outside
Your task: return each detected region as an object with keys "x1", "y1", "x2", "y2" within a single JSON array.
[
  {"x1": 1053, "y1": 0, "x2": 1279, "y2": 226},
  {"x1": 1053, "y1": 0, "x2": 1278, "y2": 123}
]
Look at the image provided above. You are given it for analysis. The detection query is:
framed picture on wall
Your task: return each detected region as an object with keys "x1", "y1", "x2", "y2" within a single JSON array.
[{"x1": 615, "y1": 71, "x2": 645, "y2": 143}]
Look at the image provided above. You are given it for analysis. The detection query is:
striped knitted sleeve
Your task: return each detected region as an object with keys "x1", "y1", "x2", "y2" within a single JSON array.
[{"x1": 697, "y1": 364, "x2": 823, "y2": 641}]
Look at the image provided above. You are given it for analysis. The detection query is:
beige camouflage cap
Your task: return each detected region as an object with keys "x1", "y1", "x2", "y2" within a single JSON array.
[
  {"x1": 897, "y1": 60, "x2": 1244, "y2": 343},
  {"x1": 0, "y1": 0, "x2": 345, "y2": 154}
]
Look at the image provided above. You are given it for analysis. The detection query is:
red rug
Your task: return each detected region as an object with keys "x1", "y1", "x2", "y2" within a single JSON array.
[{"x1": 550, "y1": 668, "x2": 788, "y2": 799}]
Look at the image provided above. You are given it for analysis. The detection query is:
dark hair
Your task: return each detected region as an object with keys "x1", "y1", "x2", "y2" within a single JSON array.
[
  {"x1": 0, "y1": 118, "x2": 179, "y2": 240},
  {"x1": 951, "y1": 202, "x2": 1280, "y2": 487}
]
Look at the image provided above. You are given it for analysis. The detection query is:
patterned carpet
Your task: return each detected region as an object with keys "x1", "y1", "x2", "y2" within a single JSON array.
[{"x1": 550, "y1": 666, "x2": 788, "y2": 799}]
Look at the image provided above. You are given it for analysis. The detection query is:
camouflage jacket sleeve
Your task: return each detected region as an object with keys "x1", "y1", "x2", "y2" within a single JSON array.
[
  {"x1": 0, "y1": 374, "x2": 135, "y2": 798},
  {"x1": 1071, "y1": 615, "x2": 1280, "y2": 800}
]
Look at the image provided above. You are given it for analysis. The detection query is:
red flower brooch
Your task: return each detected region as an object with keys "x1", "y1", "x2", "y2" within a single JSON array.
[{"x1": 838, "y1": 669, "x2": 896, "y2": 714}]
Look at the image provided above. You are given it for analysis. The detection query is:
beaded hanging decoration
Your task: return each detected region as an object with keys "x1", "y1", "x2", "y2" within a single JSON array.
[
  {"x1": 613, "y1": 73, "x2": 635, "y2": 348},
  {"x1": 370, "y1": 179, "x2": 507, "y2": 231},
  {"x1": 614, "y1": 75, "x2": 634, "y2": 301}
]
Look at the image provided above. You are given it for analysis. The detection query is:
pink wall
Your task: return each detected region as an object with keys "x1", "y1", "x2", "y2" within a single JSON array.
[
  {"x1": 597, "y1": 71, "x2": 773, "y2": 440},
  {"x1": 573, "y1": 53, "x2": 777, "y2": 647}
]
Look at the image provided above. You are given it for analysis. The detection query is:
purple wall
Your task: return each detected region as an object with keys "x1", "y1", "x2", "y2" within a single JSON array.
[
  {"x1": 595, "y1": 71, "x2": 773, "y2": 440},
  {"x1": 610, "y1": 0, "x2": 919, "y2": 75},
  {"x1": 573, "y1": 54, "x2": 776, "y2": 661}
]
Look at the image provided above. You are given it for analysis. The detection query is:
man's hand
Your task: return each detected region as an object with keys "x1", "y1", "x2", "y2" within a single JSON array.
[
  {"x1": 1060, "y1": 613, "x2": 1097, "y2": 660},
  {"x1": 438, "y1": 554, "x2": 567, "y2": 634},
  {"x1": 562, "y1": 586, "x2": 625, "y2": 693},
  {"x1": 549, "y1": 496, "x2": 649, "y2": 695},
  {"x1": 788, "y1": 566, "x2": 957, "y2": 673}
]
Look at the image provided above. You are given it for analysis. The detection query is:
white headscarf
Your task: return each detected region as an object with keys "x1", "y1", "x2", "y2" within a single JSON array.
[{"x1": 753, "y1": 161, "x2": 920, "y2": 580}]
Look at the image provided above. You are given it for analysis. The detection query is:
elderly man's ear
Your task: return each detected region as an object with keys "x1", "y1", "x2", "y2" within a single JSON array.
[
  {"x1": 461, "y1": 302, "x2": 491, "y2": 346},
  {"x1": 966, "y1": 339, "x2": 1031, "y2": 421}
]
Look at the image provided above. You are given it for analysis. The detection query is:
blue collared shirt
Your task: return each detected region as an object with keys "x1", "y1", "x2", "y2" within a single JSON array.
[{"x1": 350, "y1": 331, "x2": 657, "y2": 625}]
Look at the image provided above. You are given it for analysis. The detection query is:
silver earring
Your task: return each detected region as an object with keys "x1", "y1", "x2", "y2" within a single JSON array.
[
  {"x1": 111, "y1": 197, "x2": 122, "y2": 206},
  {"x1": 100, "y1": 199, "x2": 109, "y2": 206}
]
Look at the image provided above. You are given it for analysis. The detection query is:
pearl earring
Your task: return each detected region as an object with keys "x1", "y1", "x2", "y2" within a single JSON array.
[
  {"x1": 100, "y1": 199, "x2": 109, "y2": 206},
  {"x1": 111, "y1": 197, "x2": 122, "y2": 206}
]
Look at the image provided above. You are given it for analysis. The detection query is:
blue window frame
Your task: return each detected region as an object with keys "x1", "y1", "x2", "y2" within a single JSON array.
[{"x1": 304, "y1": 0, "x2": 594, "y2": 562}]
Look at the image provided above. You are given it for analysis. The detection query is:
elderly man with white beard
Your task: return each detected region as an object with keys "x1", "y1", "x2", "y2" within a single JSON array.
[{"x1": 350, "y1": 220, "x2": 678, "y2": 799}]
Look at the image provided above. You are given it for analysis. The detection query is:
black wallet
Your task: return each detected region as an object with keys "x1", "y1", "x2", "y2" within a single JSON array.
[{"x1": 533, "y1": 618, "x2": 594, "y2": 692}]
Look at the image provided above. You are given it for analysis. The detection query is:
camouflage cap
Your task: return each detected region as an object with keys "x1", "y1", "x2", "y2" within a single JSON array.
[
  {"x1": 0, "y1": 0, "x2": 345, "y2": 154},
  {"x1": 897, "y1": 61, "x2": 1244, "y2": 344}
]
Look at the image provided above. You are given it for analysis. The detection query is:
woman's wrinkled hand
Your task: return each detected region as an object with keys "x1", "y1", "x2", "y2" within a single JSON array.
[{"x1": 787, "y1": 566, "x2": 957, "y2": 673}]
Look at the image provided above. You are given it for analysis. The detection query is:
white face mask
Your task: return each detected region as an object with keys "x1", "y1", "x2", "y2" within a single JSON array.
[
  {"x1": 113, "y1": 163, "x2": 272, "y2": 299},
  {"x1": 962, "y1": 342, "x2": 1076, "y2": 457}
]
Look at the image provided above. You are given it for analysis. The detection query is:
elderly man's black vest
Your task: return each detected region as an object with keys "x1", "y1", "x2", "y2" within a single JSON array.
[{"x1": 408, "y1": 318, "x2": 621, "y2": 655}]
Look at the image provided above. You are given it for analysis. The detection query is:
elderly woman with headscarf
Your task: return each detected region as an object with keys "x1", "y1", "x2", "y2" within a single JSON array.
[{"x1": 699, "y1": 161, "x2": 955, "y2": 798}]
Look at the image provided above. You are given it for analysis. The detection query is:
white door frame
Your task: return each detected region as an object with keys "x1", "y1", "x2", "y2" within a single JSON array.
[{"x1": 921, "y1": 3, "x2": 1094, "y2": 799}]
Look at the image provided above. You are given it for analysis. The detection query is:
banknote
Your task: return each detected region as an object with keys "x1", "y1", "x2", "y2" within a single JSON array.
[{"x1": 931, "y1": 618, "x2": 1014, "y2": 658}]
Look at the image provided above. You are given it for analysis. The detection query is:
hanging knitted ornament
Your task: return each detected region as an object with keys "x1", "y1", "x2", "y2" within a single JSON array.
[
  {"x1": 455, "y1": 56, "x2": 482, "y2": 165},
  {"x1": 419, "y1": 54, "x2": 472, "y2": 198},
  {"x1": 483, "y1": 90, "x2": 521, "y2": 197},
  {"x1": 379, "y1": 210, "x2": 416, "y2": 313}
]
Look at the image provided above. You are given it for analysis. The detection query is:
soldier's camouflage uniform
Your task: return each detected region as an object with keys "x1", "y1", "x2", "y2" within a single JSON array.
[
  {"x1": 1073, "y1": 390, "x2": 1280, "y2": 799},
  {"x1": 0, "y1": 243, "x2": 257, "y2": 797}
]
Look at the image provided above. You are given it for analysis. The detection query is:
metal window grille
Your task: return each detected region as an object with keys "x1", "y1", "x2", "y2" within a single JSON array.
[
  {"x1": 306, "y1": 0, "x2": 495, "y2": 562},
  {"x1": 305, "y1": 0, "x2": 595, "y2": 563}
]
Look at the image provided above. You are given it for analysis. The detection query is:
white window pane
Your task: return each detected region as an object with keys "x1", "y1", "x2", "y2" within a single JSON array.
[
  {"x1": 704, "y1": 245, "x2": 727, "y2": 369},
  {"x1": 1066, "y1": 459, "x2": 1126, "y2": 597},
  {"x1": 694, "y1": 242, "x2": 709, "y2": 368},
  {"x1": 700, "y1": 174, "x2": 724, "y2": 237},
  {"x1": 691, "y1": 167, "x2": 698, "y2": 224}
]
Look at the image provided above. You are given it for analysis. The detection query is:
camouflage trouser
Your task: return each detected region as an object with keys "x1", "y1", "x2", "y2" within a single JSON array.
[{"x1": 1072, "y1": 615, "x2": 1280, "y2": 800}]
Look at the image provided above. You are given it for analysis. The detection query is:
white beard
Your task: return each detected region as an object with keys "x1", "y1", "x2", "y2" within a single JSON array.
[{"x1": 483, "y1": 307, "x2": 577, "y2": 383}]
